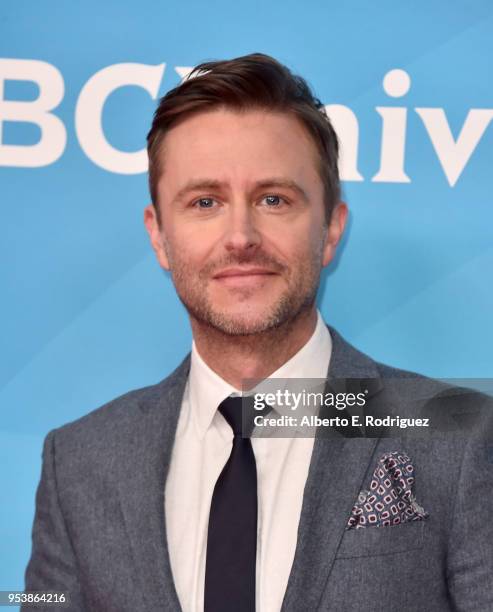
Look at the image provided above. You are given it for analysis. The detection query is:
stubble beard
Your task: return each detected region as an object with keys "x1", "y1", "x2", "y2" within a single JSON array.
[{"x1": 166, "y1": 243, "x2": 325, "y2": 338}]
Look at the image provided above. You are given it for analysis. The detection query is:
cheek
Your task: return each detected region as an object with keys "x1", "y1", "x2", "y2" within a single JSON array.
[
  {"x1": 263, "y1": 218, "x2": 324, "y2": 261},
  {"x1": 166, "y1": 223, "x2": 219, "y2": 266}
]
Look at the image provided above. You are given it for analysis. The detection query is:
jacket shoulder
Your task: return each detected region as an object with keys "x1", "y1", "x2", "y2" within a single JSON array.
[{"x1": 48, "y1": 354, "x2": 191, "y2": 448}]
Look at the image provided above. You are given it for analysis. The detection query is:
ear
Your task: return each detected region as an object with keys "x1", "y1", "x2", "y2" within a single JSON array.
[
  {"x1": 322, "y1": 202, "x2": 348, "y2": 267},
  {"x1": 143, "y1": 203, "x2": 170, "y2": 270}
]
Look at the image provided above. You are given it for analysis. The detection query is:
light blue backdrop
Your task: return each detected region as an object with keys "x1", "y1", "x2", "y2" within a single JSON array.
[{"x1": 1, "y1": 0, "x2": 492, "y2": 593}]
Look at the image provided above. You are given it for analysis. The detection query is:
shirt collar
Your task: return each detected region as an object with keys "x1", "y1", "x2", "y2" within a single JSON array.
[{"x1": 188, "y1": 310, "x2": 332, "y2": 438}]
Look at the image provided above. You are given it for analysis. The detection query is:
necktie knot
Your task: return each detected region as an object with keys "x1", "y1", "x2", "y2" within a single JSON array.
[
  {"x1": 218, "y1": 395, "x2": 272, "y2": 437},
  {"x1": 218, "y1": 396, "x2": 251, "y2": 436}
]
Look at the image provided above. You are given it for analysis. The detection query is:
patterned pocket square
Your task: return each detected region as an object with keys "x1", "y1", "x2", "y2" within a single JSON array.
[{"x1": 346, "y1": 451, "x2": 428, "y2": 530}]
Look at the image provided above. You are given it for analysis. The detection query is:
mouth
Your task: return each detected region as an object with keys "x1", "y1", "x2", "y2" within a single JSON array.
[{"x1": 212, "y1": 267, "x2": 278, "y2": 287}]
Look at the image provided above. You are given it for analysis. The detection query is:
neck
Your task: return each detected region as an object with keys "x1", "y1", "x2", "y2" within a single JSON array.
[{"x1": 190, "y1": 307, "x2": 318, "y2": 390}]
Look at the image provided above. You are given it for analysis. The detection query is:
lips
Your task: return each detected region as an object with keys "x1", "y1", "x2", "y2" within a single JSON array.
[
  {"x1": 213, "y1": 267, "x2": 277, "y2": 279},
  {"x1": 212, "y1": 267, "x2": 278, "y2": 289}
]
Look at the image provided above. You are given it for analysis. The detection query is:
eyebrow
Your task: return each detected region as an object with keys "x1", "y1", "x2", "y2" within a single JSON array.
[{"x1": 172, "y1": 177, "x2": 310, "y2": 203}]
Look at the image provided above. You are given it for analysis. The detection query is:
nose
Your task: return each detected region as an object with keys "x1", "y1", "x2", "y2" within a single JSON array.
[{"x1": 223, "y1": 201, "x2": 262, "y2": 254}]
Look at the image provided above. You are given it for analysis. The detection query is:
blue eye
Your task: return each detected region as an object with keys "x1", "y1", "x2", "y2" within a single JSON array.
[
  {"x1": 263, "y1": 195, "x2": 284, "y2": 207},
  {"x1": 194, "y1": 197, "x2": 215, "y2": 209}
]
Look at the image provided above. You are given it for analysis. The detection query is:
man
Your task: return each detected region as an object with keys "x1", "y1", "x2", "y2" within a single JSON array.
[{"x1": 24, "y1": 54, "x2": 493, "y2": 611}]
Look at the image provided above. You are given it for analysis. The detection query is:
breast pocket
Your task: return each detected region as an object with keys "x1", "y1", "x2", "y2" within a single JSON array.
[{"x1": 335, "y1": 519, "x2": 426, "y2": 559}]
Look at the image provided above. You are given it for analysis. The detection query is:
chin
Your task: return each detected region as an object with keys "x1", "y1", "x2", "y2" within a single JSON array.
[
  {"x1": 183, "y1": 288, "x2": 315, "y2": 336},
  {"x1": 205, "y1": 300, "x2": 307, "y2": 336},
  {"x1": 209, "y1": 312, "x2": 275, "y2": 336}
]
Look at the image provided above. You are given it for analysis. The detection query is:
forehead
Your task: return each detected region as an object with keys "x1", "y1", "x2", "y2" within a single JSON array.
[{"x1": 156, "y1": 108, "x2": 322, "y2": 195}]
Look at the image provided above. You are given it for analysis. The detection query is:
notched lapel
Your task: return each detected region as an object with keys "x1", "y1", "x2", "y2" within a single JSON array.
[
  {"x1": 281, "y1": 437, "x2": 378, "y2": 611},
  {"x1": 281, "y1": 327, "x2": 382, "y2": 611},
  {"x1": 116, "y1": 356, "x2": 190, "y2": 612}
]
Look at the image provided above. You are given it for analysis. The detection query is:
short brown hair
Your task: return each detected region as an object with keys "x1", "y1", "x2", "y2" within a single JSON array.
[{"x1": 147, "y1": 53, "x2": 340, "y2": 223}]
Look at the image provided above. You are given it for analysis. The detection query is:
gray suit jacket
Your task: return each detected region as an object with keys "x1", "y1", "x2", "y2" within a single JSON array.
[{"x1": 23, "y1": 327, "x2": 493, "y2": 611}]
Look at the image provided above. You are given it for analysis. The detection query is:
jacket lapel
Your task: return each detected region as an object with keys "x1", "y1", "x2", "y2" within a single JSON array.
[
  {"x1": 116, "y1": 355, "x2": 190, "y2": 612},
  {"x1": 281, "y1": 326, "x2": 382, "y2": 611}
]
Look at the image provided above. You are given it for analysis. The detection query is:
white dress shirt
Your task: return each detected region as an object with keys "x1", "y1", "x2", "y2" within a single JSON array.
[{"x1": 165, "y1": 311, "x2": 332, "y2": 612}]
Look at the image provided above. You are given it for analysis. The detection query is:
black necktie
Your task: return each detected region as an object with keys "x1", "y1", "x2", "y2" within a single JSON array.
[{"x1": 204, "y1": 396, "x2": 259, "y2": 612}]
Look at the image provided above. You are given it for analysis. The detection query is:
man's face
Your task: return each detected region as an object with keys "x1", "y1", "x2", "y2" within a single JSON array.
[{"x1": 144, "y1": 108, "x2": 347, "y2": 335}]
